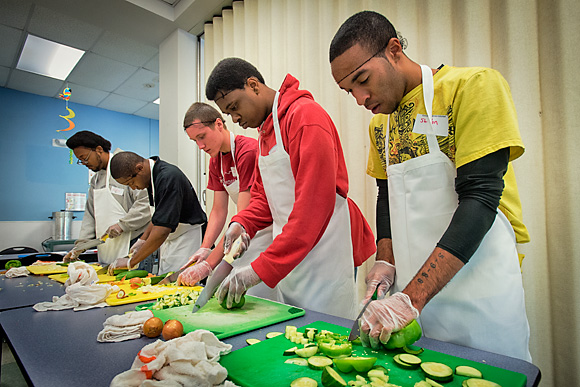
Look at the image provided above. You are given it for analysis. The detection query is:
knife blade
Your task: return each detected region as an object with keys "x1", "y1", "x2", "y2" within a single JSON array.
[
  {"x1": 157, "y1": 266, "x2": 188, "y2": 285},
  {"x1": 75, "y1": 234, "x2": 109, "y2": 251},
  {"x1": 96, "y1": 265, "x2": 110, "y2": 275},
  {"x1": 348, "y1": 285, "x2": 378, "y2": 341},
  {"x1": 191, "y1": 236, "x2": 243, "y2": 313}
]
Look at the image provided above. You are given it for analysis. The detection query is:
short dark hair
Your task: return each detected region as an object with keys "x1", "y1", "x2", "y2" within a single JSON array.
[
  {"x1": 66, "y1": 130, "x2": 111, "y2": 152},
  {"x1": 183, "y1": 102, "x2": 225, "y2": 129},
  {"x1": 205, "y1": 57, "x2": 265, "y2": 101},
  {"x1": 329, "y1": 11, "x2": 399, "y2": 63},
  {"x1": 110, "y1": 151, "x2": 145, "y2": 180}
]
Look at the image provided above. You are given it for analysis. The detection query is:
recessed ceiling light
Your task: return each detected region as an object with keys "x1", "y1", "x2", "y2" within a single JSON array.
[
  {"x1": 16, "y1": 34, "x2": 85, "y2": 81},
  {"x1": 153, "y1": 98, "x2": 160, "y2": 104}
]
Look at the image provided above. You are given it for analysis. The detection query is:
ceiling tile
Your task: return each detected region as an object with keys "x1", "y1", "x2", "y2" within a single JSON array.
[
  {"x1": 143, "y1": 53, "x2": 159, "y2": 73},
  {"x1": 0, "y1": 66, "x2": 10, "y2": 87},
  {"x1": 0, "y1": 24, "x2": 23, "y2": 67},
  {"x1": 115, "y1": 68, "x2": 159, "y2": 102},
  {"x1": 27, "y1": 5, "x2": 102, "y2": 50},
  {"x1": 0, "y1": 0, "x2": 32, "y2": 29},
  {"x1": 92, "y1": 30, "x2": 158, "y2": 67},
  {"x1": 134, "y1": 102, "x2": 160, "y2": 120},
  {"x1": 7, "y1": 68, "x2": 63, "y2": 97},
  {"x1": 98, "y1": 93, "x2": 148, "y2": 115},
  {"x1": 67, "y1": 52, "x2": 139, "y2": 92},
  {"x1": 59, "y1": 82, "x2": 108, "y2": 107}
]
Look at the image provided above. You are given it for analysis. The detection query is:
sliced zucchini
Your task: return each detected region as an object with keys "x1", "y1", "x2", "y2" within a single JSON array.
[
  {"x1": 308, "y1": 355, "x2": 334, "y2": 370},
  {"x1": 414, "y1": 382, "x2": 432, "y2": 387},
  {"x1": 463, "y1": 379, "x2": 502, "y2": 387},
  {"x1": 295, "y1": 345, "x2": 319, "y2": 358},
  {"x1": 420, "y1": 362, "x2": 453, "y2": 382},
  {"x1": 285, "y1": 325, "x2": 298, "y2": 339},
  {"x1": 291, "y1": 377, "x2": 319, "y2": 387},
  {"x1": 283, "y1": 346, "x2": 298, "y2": 356},
  {"x1": 399, "y1": 353, "x2": 422, "y2": 366},
  {"x1": 266, "y1": 331, "x2": 284, "y2": 339},
  {"x1": 393, "y1": 354, "x2": 418, "y2": 369},
  {"x1": 403, "y1": 344, "x2": 425, "y2": 355},
  {"x1": 425, "y1": 378, "x2": 445, "y2": 387},
  {"x1": 321, "y1": 365, "x2": 347, "y2": 387},
  {"x1": 285, "y1": 358, "x2": 308, "y2": 366},
  {"x1": 245, "y1": 338, "x2": 261, "y2": 345},
  {"x1": 455, "y1": 365, "x2": 483, "y2": 378}
]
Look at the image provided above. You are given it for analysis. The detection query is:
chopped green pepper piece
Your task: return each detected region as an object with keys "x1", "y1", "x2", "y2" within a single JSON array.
[{"x1": 384, "y1": 319, "x2": 422, "y2": 349}]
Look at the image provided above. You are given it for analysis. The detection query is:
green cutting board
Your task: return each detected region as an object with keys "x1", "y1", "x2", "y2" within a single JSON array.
[
  {"x1": 144, "y1": 295, "x2": 304, "y2": 340},
  {"x1": 220, "y1": 321, "x2": 527, "y2": 387}
]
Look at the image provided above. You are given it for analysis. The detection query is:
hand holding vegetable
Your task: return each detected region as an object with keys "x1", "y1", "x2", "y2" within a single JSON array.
[
  {"x1": 129, "y1": 239, "x2": 146, "y2": 255},
  {"x1": 216, "y1": 265, "x2": 261, "y2": 309},
  {"x1": 64, "y1": 247, "x2": 85, "y2": 263},
  {"x1": 179, "y1": 247, "x2": 212, "y2": 270},
  {"x1": 108, "y1": 256, "x2": 138, "y2": 276},
  {"x1": 362, "y1": 260, "x2": 396, "y2": 304},
  {"x1": 360, "y1": 292, "x2": 419, "y2": 349},
  {"x1": 223, "y1": 222, "x2": 250, "y2": 258},
  {"x1": 105, "y1": 223, "x2": 124, "y2": 238},
  {"x1": 177, "y1": 261, "x2": 212, "y2": 286}
]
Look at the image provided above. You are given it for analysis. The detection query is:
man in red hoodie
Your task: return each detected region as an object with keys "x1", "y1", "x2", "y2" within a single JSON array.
[{"x1": 205, "y1": 57, "x2": 376, "y2": 319}]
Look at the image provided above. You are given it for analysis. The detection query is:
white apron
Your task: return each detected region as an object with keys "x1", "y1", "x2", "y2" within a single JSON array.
[
  {"x1": 94, "y1": 155, "x2": 131, "y2": 264},
  {"x1": 257, "y1": 91, "x2": 357, "y2": 319},
  {"x1": 388, "y1": 65, "x2": 531, "y2": 361},
  {"x1": 149, "y1": 159, "x2": 202, "y2": 274},
  {"x1": 223, "y1": 132, "x2": 276, "y2": 300}
]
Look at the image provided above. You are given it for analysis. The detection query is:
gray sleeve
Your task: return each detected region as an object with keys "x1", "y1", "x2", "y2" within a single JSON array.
[{"x1": 117, "y1": 187, "x2": 151, "y2": 233}]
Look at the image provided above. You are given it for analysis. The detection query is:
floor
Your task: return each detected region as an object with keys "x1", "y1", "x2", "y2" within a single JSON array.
[{"x1": 1, "y1": 341, "x2": 27, "y2": 387}]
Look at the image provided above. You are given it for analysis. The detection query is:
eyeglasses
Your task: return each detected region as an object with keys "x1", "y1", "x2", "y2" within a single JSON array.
[
  {"x1": 76, "y1": 150, "x2": 93, "y2": 165},
  {"x1": 118, "y1": 171, "x2": 139, "y2": 186},
  {"x1": 214, "y1": 89, "x2": 233, "y2": 102},
  {"x1": 336, "y1": 40, "x2": 390, "y2": 84},
  {"x1": 184, "y1": 120, "x2": 216, "y2": 131}
]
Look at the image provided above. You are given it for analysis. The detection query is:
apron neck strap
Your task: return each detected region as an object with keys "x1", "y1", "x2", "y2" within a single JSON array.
[
  {"x1": 271, "y1": 91, "x2": 284, "y2": 150},
  {"x1": 420, "y1": 64, "x2": 440, "y2": 153},
  {"x1": 149, "y1": 159, "x2": 156, "y2": 199},
  {"x1": 221, "y1": 131, "x2": 237, "y2": 179},
  {"x1": 105, "y1": 153, "x2": 113, "y2": 189}
]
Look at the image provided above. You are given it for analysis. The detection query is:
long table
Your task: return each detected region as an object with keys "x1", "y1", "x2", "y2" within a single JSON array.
[
  {"x1": 0, "y1": 275, "x2": 64, "y2": 311},
  {"x1": 0, "y1": 275, "x2": 541, "y2": 387}
]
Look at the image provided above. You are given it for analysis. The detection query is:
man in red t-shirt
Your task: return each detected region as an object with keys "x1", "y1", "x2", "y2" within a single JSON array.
[{"x1": 178, "y1": 103, "x2": 276, "y2": 299}]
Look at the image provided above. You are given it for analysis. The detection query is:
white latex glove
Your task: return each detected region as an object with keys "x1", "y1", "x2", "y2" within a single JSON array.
[
  {"x1": 223, "y1": 222, "x2": 251, "y2": 258},
  {"x1": 177, "y1": 261, "x2": 213, "y2": 286},
  {"x1": 64, "y1": 247, "x2": 85, "y2": 263},
  {"x1": 360, "y1": 292, "x2": 420, "y2": 350},
  {"x1": 129, "y1": 239, "x2": 146, "y2": 256},
  {"x1": 179, "y1": 247, "x2": 212, "y2": 270},
  {"x1": 362, "y1": 260, "x2": 396, "y2": 305},
  {"x1": 105, "y1": 223, "x2": 124, "y2": 238},
  {"x1": 108, "y1": 256, "x2": 138, "y2": 276},
  {"x1": 216, "y1": 265, "x2": 261, "y2": 309}
]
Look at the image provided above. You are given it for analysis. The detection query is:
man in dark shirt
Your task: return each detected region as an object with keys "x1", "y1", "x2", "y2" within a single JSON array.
[{"x1": 108, "y1": 151, "x2": 206, "y2": 274}]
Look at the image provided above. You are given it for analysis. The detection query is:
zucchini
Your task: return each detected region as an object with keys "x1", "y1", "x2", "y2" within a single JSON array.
[
  {"x1": 115, "y1": 270, "x2": 149, "y2": 281},
  {"x1": 403, "y1": 344, "x2": 425, "y2": 355},
  {"x1": 393, "y1": 354, "x2": 417, "y2": 369},
  {"x1": 5, "y1": 260, "x2": 22, "y2": 270},
  {"x1": 295, "y1": 345, "x2": 319, "y2": 358},
  {"x1": 308, "y1": 355, "x2": 334, "y2": 370},
  {"x1": 414, "y1": 382, "x2": 432, "y2": 387},
  {"x1": 266, "y1": 331, "x2": 283, "y2": 339},
  {"x1": 285, "y1": 325, "x2": 298, "y2": 339},
  {"x1": 245, "y1": 338, "x2": 261, "y2": 345},
  {"x1": 456, "y1": 365, "x2": 483, "y2": 378},
  {"x1": 399, "y1": 353, "x2": 422, "y2": 366},
  {"x1": 283, "y1": 346, "x2": 298, "y2": 356},
  {"x1": 291, "y1": 377, "x2": 318, "y2": 387},
  {"x1": 420, "y1": 362, "x2": 453, "y2": 382},
  {"x1": 425, "y1": 378, "x2": 445, "y2": 387},
  {"x1": 462, "y1": 380, "x2": 502, "y2": 387},
  {"x1": 285, "y1": 358, "x2": 308, "y2": 366},
  {"x1": 321, "y1": 366, "x2": 347, "y2": 387},
  {"x1": 333, "y1": 357, "x2": 377, "y2": 373}
]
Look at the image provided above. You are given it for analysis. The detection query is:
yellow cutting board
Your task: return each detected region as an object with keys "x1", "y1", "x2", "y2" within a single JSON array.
[
  {"x1": 27, "y1": 263, "x2": 102, "y2": 275},
  {"x1": 105, "y1": 283, "x2": 203, "y2": 306},
  {"x1": 48, "y1": 273, "x2": 117, "y2": 284}
]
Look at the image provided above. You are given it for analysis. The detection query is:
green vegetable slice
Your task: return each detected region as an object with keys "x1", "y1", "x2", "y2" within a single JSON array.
[
  {"x1": 333, "y1": 357, "x2": 377, "y2": 373},
  {"x1": 266, "y1": 331, "x2": 283, "y2": 339},
  {"x1": 425, "y1": 378, "x2": 445, "y2": 387},
  {"x1": 295, "y1": 345, "x2": 319, "y2": 358},
  {"x1": 245, "y1": 338, "x2": 261, "y2": 345},
  {"x1": 291, "y1": 377, "x2": 318, "y2": 387},
  {"x1": 318, "y1": 341, "x2": 353, "y2": 358},
  {"x1": 5, "y1": 260, "x2": 22, "y2": 270},
  {"x1": 285, "y1": 358, "x2": 308, "y2": 366},
  {"x1": 420, "y1": 362, "x2": 453, "y2": 382},
  {"x1": 463, "y1": 379, "x2": 502, "y2": 387},
  {"x1": 455, "y1": 365, "x2": 483, "y2": 378},
  {"x1": 283, "y1": 346, "x2": 298, "y2": 356},
  {"x1": 115, "y1": 270, "x2": 149, "y2": 281},
  {"x1": 393, "y1": 354, "x2": 417, "y2": 369},
  {"x1": 403, "y1": 344, "x2": 425, "y2": 355},
  {"x1": 308, "y1": 355, "x2": 334, "y2": 370},
  {"x1": 399, "y1": 353, "x2": 422, "y2": 366},
  {"x1": 321, "y1": 366, "x2": 347, "y2": 387},
  {"x1": 384, "y1": 319, "x2": 422, "y2": 349},
  {"x1": 414, "y1": 381, "x2": 432, "y2": 387}
]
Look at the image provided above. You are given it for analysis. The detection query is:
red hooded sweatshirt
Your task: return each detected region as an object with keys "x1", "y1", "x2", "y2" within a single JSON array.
[{"x1": 232, "y1": 74, "x2": 376, "y2": 287}]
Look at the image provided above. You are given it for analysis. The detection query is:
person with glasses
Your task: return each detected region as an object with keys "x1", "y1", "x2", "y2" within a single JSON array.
[
  {"x1": 108, "y1": 151, "x2": 207, "y2": 275},
  {"x1": 329, "y1": 11, "x2": 531, "y2": 360},
  {"x1": 203, "y1": 58, "x2": 376, "y2": 318},
  {"x1": 64, "y1": 131, "x2": 151, "y2": 266},
  {"x1": 176, "y1": 102, "x2": 276, "y2": 299}
]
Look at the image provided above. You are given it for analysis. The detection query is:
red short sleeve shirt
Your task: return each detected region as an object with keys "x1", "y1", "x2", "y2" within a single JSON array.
[{"x1": 207, "y1": 135, "x2": 258, "y2": 193}]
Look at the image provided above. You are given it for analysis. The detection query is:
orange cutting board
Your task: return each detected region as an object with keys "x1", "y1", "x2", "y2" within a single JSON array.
[
  {"x1": 48, "y1": 273, "x2": 117, "y2": 284},
  {"x1": 27, "y1": 263, "x2": 102, "y2": 275},
  {"x1": 105, "y1": 283, "x2": 203, "y2": 306}
]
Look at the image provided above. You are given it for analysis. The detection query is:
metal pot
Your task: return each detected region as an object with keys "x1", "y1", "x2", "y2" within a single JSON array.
[{"x1": 49, "y1": 211, "x2": 76, "y2": 240}]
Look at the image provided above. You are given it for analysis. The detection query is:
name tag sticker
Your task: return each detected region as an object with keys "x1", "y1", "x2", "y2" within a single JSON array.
[
  {"x1": 412, "y1": 114, "x2": 449, "y2": 136},
  {"x1": 110, "y1": 186, "x2": 124, "y2": 196}
]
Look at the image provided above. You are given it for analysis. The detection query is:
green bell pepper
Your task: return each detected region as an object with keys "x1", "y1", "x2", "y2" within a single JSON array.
[
  {"x1": 318, "y1": 341, "x2": 353, "y2": 358},
  {"x1": 384, "y1": 319, "x2": 422, "y2": 349}
]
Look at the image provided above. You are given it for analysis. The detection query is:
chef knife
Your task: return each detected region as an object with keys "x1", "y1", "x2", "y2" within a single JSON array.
[
  {"x1": 74, "y1": 234, "x2": 109, "y2": 251},
  {"x1": 191, "y1": 236, "x2": 243, "y2": 313},
  {"x1": 348, "y1": 285, "x2": 378, "y2": 341},
  {"x1": 157, "y1": 266, "x2": 189, "y2": 285}
]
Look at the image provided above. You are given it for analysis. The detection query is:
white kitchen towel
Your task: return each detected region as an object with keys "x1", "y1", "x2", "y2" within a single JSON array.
[
  {"x1": 65, "y1": 261, "x2": 99, "y2": 287},
  {"x1": 110, "y1": 330, "x2": 235, "y2": 387},
  {"x1": 33, "y1": 282, "x2": 118, "y2": 312},
  {"x1": 5, "y1": 267, "x2": 30, "y2": 278},
  {"x1": 97, "y1": 310, "x2": 154, "y2": 342}
]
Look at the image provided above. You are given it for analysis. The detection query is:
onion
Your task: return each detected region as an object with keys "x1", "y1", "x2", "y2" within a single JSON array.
[
  {"x1": 143, "y1": 317, "x2": 164, "y2": 338},
  {"x1": 162, "y1": 319, "x2": 184, "y2": 340}
]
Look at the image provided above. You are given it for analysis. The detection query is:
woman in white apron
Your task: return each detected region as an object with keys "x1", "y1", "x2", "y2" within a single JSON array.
[
  {"x1": 93, "y1": 156, "x2": 132, "y2": 264},
  {"x1": 253, "y1": 92, "x2": 357, "y2": 319},
  {"x1": 384, "y1": 66, "x2": 531, "y2": 360}
]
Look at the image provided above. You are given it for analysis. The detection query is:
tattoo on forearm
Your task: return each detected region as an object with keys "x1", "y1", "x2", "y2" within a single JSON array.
[{"x1": 417, "y1": 252, "x2": 444, "y2": 284}]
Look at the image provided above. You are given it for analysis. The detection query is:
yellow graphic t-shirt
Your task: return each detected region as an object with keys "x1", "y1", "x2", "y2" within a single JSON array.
[{"x1": 367, "y1": 65, "x2": 530, "y2": 244}]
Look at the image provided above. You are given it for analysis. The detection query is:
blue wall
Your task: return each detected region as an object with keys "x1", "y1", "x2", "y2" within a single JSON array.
[{"x1": 0, "y1": 87, "x2": 159, "y2": 221}]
